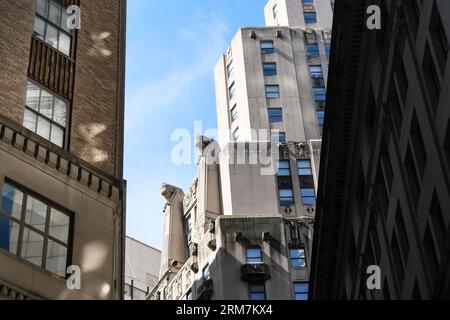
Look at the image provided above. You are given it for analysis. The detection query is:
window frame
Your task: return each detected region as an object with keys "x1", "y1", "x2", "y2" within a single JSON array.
[
  {"x1": 0, "y1": 179, "x2": 73, "y2": 278},
  {"x1": 33, "y1": 0, "x2": 75, "y2": 58},
  {"x1": 265, "y1": 84, "x2": 280, "y2": 99},
  {"x1": 300, "y1": 188, "x2": 316, "y2": 205},
  {"x1": 260, "y1": 41, "x2": 275, "y2": 55},
  {"x1": 304, "y1": 12, "x2": 317, "y2": 24},
  {"x1": 249, "y1": 282, "x2": 267, "y2": 300},
  {"x1": 263, "y1": 62, "x2": 278, "y2": 76},
  {"x1": 24, "y1": 80, "x2": 70, "y2": 148},
  {"x1": 245, "y1": 247, "x2": 263, "y2": 264},
  {"x1": 293, "y1": 282, "x2": 309, "y2": 300},
  {"x1": 289, "y1": 247, "x2": 307, "y2": 268},
  {"x1": 306, "y1": 43, "x2": 320, "y2": 57},
  {"x1": 268, "y1": 108, "x2": 283, "y2": 123}
]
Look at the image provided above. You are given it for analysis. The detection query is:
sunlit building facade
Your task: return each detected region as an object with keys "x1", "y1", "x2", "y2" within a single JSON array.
[{"x1": 0, "y1": 0, "x2": 126, "y2": 300}]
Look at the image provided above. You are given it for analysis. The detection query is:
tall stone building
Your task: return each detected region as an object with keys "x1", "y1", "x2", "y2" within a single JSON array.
[
  {"x1": 310, "y1": 0, "x2": 450, "y2": 299},
  {"x1": 0, "y1": 0, "x2": 126, "y2": 299},
  {"x1": 150, "y1": 0, "x2": 333, "y2": 300}
]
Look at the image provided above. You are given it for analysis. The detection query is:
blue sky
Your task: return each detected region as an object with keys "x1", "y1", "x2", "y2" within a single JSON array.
[{"x1": 124, "y1": 0, "x2": 268, "y2": 249}]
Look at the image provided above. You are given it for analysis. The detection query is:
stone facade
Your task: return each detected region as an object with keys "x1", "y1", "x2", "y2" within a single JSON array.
[{"x1": 0, "y1": 0, "x2": 126, "y2": 300}]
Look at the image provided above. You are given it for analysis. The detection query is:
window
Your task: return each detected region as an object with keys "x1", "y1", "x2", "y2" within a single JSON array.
[
  {"x1": 279, "y1": 189, "x2": 295, "y2": 206},
  {"x1": 301, "y1": 0, "x2": 314, "y2": 3},
  {"x1": 232, "y1": 127, "x2": 239, "y2": 141},
  {"x1": 263, "y1": 63, "x2": 277, "y2": 76},
  {"x1": 324, "y1": 43, "x2": 331, "y2": 57},
  {"x1": 297, "y1": 160, "x2": 312, "y2": 176},
  {"x1": 249, "y1": 282, "x2": 266, "y2": 300},
  {"x1": 306, "y1": 43, "x2": 320, "y2": 56},
  {"x1": 304, "y1": 12, "x2": 317, "y2": 24},
  {"x1": 294, "y1": 282, "x2": 309, "y2": 300},
  {"x1": 309, "y1": 65, "x2": 323, "y2": 78},
  {"x1": 313, "y1": 87, "x2": 326, "y2": 101},
  {"x1": 202, "y1": 264, "x2": 210, "y2": 280},
  {"x1": 277, "y1": 161, "x2": 291, "y2": 176},
  {"x1": 261, "y1": 41, "x2": 275, "y2": 54},
  {"x1": 301, "y1": 188, "x2": 316, "y2": 205},
  {"x1": 228, "y1": 82, "x2": 236, "y2": 99},
  {"x1": 184, "y1": 214, "x2": 193, "y2": 256},
  {"x1": 34, "y1": 0, "x2": 73, "y2": 56},
  {"x1": 0, "y1": 182, "x2": 71, "y2": 277},
  {"x1": 317, "y1": 111, "x2": 325, "y2": 126},
  {"x1": 272, "y1": 132, "x2": 286, "y2": 143},
  {"x1": 273, "y1": 4, "x2": 278, "y2": 19},
  {"x1": 290, "y1": 248, "x2": 306, "y2": 268},
  {"x1": 277, "y1": 161, "x2": 294, "y2": 206},
  {"x1": 246, "y1": 247, "x2": 262, "y2": 263},
  {"x1": 227, "y1": 60, "x2": 234, "y2": 78},
  {"x1": 230, "y1": 104, "x2": 238, "y2": 122},
  {"x1": 265, "y1": 85, "x2": 280, "y2": 99},
  {"x1": 268, "y1": 108, "x2": 283, "y2": 123},
  {"x1": 24, "y1": 81, "x2": 68, "y2": 148}
]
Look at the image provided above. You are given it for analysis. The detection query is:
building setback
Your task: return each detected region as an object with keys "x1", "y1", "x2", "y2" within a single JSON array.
[
  {"x1": 0, "y1": 0, "x2": 126, "y2": 299},
  {"x1": 150, "y1": 0, "x2": 334, "y2": 301},
  {"x1": 310, "y1": 0, "x2": 450, "y2": 299}
]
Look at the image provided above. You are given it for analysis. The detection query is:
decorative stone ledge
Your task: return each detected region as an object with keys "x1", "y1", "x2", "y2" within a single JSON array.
[{"x1": 0, "y1": 279, "x2": 41, "y2": 300}]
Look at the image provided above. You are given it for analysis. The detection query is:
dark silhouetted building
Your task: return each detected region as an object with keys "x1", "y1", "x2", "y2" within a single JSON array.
[{"x1": 310, "y1": 0, "x2": 450, "y2": 299}]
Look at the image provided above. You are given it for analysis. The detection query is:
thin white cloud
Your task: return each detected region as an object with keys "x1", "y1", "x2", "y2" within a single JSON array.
[{"x1": 125, "y1": 12, "x2": 229, "y2": 132}]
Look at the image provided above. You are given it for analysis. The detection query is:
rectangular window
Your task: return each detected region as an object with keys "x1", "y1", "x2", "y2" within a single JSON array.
[
  {"x1": 309, "y1": 65, "x2": 323, "y2": 78},
  {"x1": 324, "y1": 43, "x2": 331, "y2": 57},
  {"x1": 0, "y1": 182, "x2": 71, "y2": 277},
  {"x1": 227, "y1": 60, "x2": 234, "y2": 78},
  {"x1": 279, "y1": 189, "x2": 295, "y2": 206},
  {"x1": 294, "y1": 282, "x2": 309, "y2": 300},
  {"x1": 24, "y1": 81, "x2": 68, "y2": 148},
  {"x1": 249, "y1": 282, "x2": 266, "y2": 300},
  {"x1": 290, "y1": 247, "x2": 306, "y2": 268},
  {"x1": 298, "y1": 160, "x2": 313, "y2": 176},
  {"x1": 263, "y1": 63, "x2": 277, "y2": 76},
  {"x1": 306, "y1": 43, "x2": 320, "y2": 56},
  {"x1": 184, "y1": 214, "x2": 193, "y2": 256},
  {"x1": 230, "y1": 104, "x2": 238, "y2": 122},
  {"x1": 202, "y1": 264, "x2": 210, "y2": 280},
  {"x1": 33, "y1": 0, "x2": 73, "y2": 56},
  {"x1": 314, "y1": 87, "x2": 326, "y2": 101},
  {"x1": 273, "y1": 4, "x2": 278, "y2": 19},
  {"x1": 301, "y1": 188, "x2": 316, "y2": 205},
  {"x1": 265, "y1": 85, "x2": 280, "y2": 99},
  {"x1": 301, "y1": 0, "x2": 314, "y2": 3},
  {"x1": 261, "y1": 41, "x2": 275, "y2": 54},
  {"x1": 272, "y1": 132, "x2": 286, "y2": 143},
  {"x1": 246, "y1": 247, "x2": 262, "y2": 263},
  {"x1": 277, "y1": 161, "x2": 291, "y2": 176},
  {"x1": 232, "y1": 127, "x2": 239, "y2": 141},
  {"x1": 268, "y1": 108, "x2": 283, "y2": 123},
  {"x1": 317, "y1": 111, "x2": 325, "y2": 126},
  {"x1": 228, "y1": 82, "x2": 236, "y2": 100},
  {"x1": 304, "y1": 12, "x2": 317, "y2": 24}
]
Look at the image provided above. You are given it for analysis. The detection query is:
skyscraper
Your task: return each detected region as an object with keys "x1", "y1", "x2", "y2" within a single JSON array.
[
  {"x1": 310, "y1": 0, "x2": 450, "y2": 300},
  {"x1": 150, "y1": 0, "x2": 334, "y2": 300},
  {"x1": 0, "y1": 0, "x2": 126, "y2": 300}
]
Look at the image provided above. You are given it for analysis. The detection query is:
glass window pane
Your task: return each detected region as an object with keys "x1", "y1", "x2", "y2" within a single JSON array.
[
  {"x1": 61, "y1": 10, "x2": 70, "y2": 31},
  {"x1": 46, "y1": 24, "x2": 59, "y2": 49},
  {"x1": 26, "y1": 82, "x2": 40, "y2": 111},
  {"x1": 295, "y1": 293, "x2": 308, "y2": 300},
  {"x1": 301, "y1": 188, "x2": 316, "y2": 197},
  {"x1": 250, "y1": 293, "x2": 266, "y2": 300},
  {"x1": 53, "y1": 98, "x2": 67, "y2": 127},
  {"x1": 279, "y1": 189, "x2": 294, "y2": 197},
  {"x1": 21, "y1": 228, "x2": 44, "y2": 267},
  {"x1": 37, "y1": 116, "x2": 51, "y2": 140},
  {"x1": 46, "y1": 240, "x2": 67, "y2": 277},
  {"x1": 58, "y1": 32, "x2": 71, "y2": 56},
  {"x1": 39, "y1": 90, "x2": 54, "y2": 118},
  {"x1": 48, "y1": 208, "x2": 70, "y2": 243},
  {"x1": 1, "y1": 184, "x2": 24, "y2": 220},
  {"x1": 33, "y1": 17, "x2": 46, "y2": 40},
  {"x1": 48, "y1": 1, "x2": 62, "y2": 25},
  {"x1": 0, "y1": 216, "x2": 20, "y2": 255},
  {"x1": 25, "y1": 196, "x2": 47, "y2": 231},
  {"x1": 51, "y1": 124, "x2": 64, "y2": 147},
  {"x1": 36, "y1": 0, "x2": 48, "y2": 17},
  {"x1": 23, "y1": 109, "x2": 37, "y2": 132}
]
